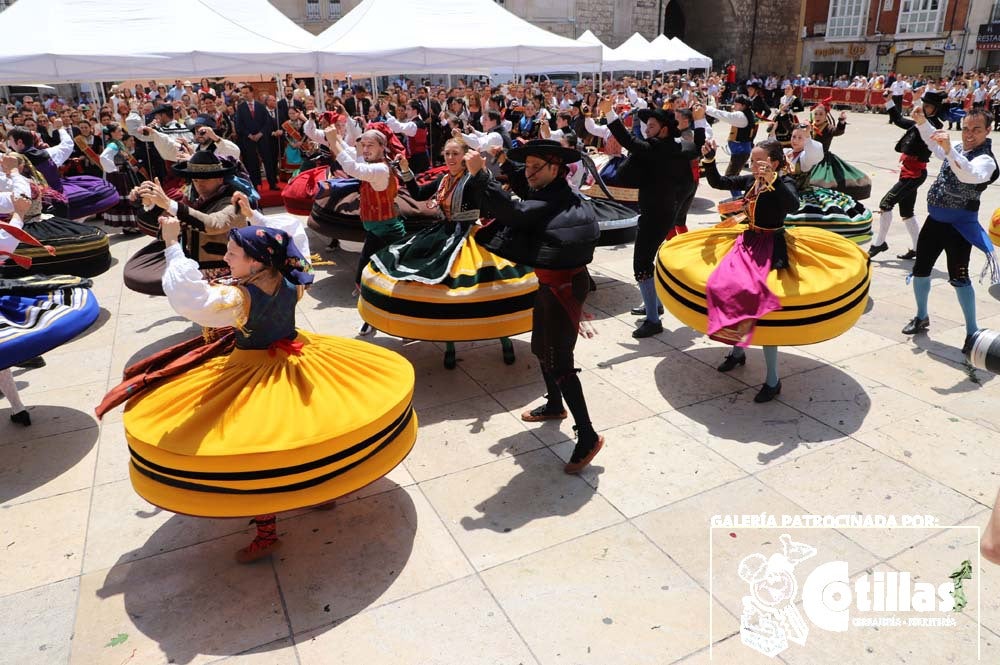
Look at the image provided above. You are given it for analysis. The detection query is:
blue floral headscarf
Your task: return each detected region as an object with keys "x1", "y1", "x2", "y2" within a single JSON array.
[{"x1": 229, "y1": 226, "x2": 314, "y2": 286}]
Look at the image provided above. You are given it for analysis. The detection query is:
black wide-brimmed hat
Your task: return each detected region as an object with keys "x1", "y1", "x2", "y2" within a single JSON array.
[
  {"x1": 920, "y1": 90, "x2": 945, "y2": 108},
  {"x1": 190, "y1": 114, "x2": 217, "y2": 130},
  {"x1": 172, "y1": 146, "x2": 236, "y2": 179},
  {"x1": 506, "y1": 139, "x2": 581, "y2": 164},
  {"x1": 636, "y1": 107, "x2": 672, "y2": 125},
  {"x1": 145, "y1": 104, "x2": 175, "y2": 124}
]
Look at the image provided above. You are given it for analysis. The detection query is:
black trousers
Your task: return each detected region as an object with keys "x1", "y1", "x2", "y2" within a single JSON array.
[
  {"x1": 878, "y1": 171, "x2": 926, "y2": 218},
  {"x1": 912, "y1": 217, "x2": 973, "y2": 284},
  {"x1": 674, "y1": 180, "x2": 698, "y2": 228},
  {"x1": 240, "y1": 138, "x2": 262, "y2": 187},
  {"x1": 633, "y1": 206, "x2": 674, "y2": 282},
  {"x1": 260, "y1": 140, "x2": 279, "y2": 188}
]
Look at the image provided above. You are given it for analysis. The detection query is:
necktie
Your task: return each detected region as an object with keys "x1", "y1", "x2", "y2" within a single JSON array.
[{"x1": 249, "y1": 102, "x2": 254, "y2": 119}]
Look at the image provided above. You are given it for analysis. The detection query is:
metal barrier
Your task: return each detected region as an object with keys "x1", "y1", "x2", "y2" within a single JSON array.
[{"x1": 799, "y1": 86, "x2": 914, "y2": 110}]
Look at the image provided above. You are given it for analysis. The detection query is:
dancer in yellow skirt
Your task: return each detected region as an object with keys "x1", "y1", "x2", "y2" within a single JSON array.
[
  {"x1": 359, "y1": 138, "x2": 536, "y2": 368},
  {"x1": 99, "y1": 219, "x2": 417, "y2": 563},
  {"x1": 656, "y1": 138, "x2": 870, "y2": 402}
]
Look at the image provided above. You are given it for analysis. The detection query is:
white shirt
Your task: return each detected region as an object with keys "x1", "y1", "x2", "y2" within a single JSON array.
[
  {"x1": 584, "y1": 116, "x2": 611, "y2": 140},
  {"x1": 705, "y1": 106, "x2": 749, "y2": 128},
  {"x1": 43, "y1": 129, "x2": 75, "y2": 167},
  {"x1": 917, "y1": 122, "x2": 997, "y2": 184},
  {"x1": 785, "y1": 138, "x2": 824, "y2": 173},
  {"x1": 335, "y1": 139, "x2": 391, "y2": 191},
  {"x1": 383, "y1": 113, "x2": 420, "y2": 137},
  {"x1": 0, "y1": 171, "x2": 32, "y2": 262},
  {"x1": 460, "y1": 128, "x2": 504, "y2": 152}
]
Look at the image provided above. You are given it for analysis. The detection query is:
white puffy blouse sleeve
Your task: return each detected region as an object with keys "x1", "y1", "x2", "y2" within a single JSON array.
[
  {"x1": 162, "y1": 243, "x2": 248, "y2": 329},
  {"x1": 99, "y1": 143, "x2": 119, "y2": 173},
  {"x1": 0, "y1": 214, "x2": 24, "y2": 260}
]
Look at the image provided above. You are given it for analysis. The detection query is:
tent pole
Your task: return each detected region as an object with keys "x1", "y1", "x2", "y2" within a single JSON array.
[{"x1": 317, "y1": 72, "x2": 326, "y2": 111}]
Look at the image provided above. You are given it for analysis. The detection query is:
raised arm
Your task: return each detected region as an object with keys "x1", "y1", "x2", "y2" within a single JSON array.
[
  {"x1": 886, "y1": 99, "x2": 915, "y2": 130},
  {"x1": 99, "y1": 143, "x2": 119, "y2": 173},
  {"x1": 160, "y1": 218, "x2": 248, "y2": 329},
  {"x1": 46, "y1": 128, "x2": 75, "y2": 167},
  {"x1": 701, "y1": 143, "x2": 753, "y2": 192}
]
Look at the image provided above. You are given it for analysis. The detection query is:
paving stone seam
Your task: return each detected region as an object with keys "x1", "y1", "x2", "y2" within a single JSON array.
[{"x1": 408, "y1": 480, "x2": 546, "y2": 665}]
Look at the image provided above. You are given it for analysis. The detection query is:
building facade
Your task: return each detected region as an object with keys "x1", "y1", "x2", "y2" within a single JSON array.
[
  {"x1": 800, "y1": 0, "x2": 979, "y2": 79},
  {"x1": 971, "y1": 0, "x2": 1000, "y2": 70}
]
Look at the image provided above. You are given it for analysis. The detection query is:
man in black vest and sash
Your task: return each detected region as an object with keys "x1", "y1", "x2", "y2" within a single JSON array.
[
  {"x1": 123, "y1": 147, "x2": 248, "y2": 296},
  {"x1": 470, "y1": 140, "x2": 604, "y2": 474},
  {"x1": 903, "y1": 107, "x2": 999, "y2": 355},
  {"x1": 870, "y1": 90, "x2": 944, "y2": 260}
]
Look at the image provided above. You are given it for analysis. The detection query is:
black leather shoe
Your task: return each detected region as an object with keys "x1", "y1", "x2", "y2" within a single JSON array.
[
  {"x1": 16, "y1": 356, "x2": 45, "y2": 369},
  {"x1": 901, "y1": 316, "x2": 930, "y2": 335},
  {"x1": 868, "y1": 242, "x2": 888, "y2": 258},
  {"x1": 962, "y1": 333, "x2": 977, "y2": 356},
  {"x1": 753, "y1": 381, "x2": 781, "y2": 403},
  {"x1": 632, "y1": 320, "x2": 664, "y2": 338},
  {"x1": 9, "y1": 410, "x2": 30, "y2": 426},
  {"x1": 717, "y1": 352, "x2": 747, "y2": 372},
  {"x1": 630, "y1": 304, "x2": 665, "y2": 316},
  {"x1": 897, "y1": 249, "x2": 917, "y2": 260}
]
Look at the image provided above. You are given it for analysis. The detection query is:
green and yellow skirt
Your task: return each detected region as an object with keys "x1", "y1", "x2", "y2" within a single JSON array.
[{"x1": 359, "y1": 226, "x2": 537, "y2": 341}]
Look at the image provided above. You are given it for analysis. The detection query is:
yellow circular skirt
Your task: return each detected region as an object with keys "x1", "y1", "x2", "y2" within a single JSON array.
[
  {"x1": 359, "y1": 229, "x2": 537, "y2": 342},
  {"x1": 655, "y1": 226, "x2": 870, "y2": 346},
  {"x1": 123, "y1": 331, "x2": 417, "y2": 518},
  {"x1": 989, "y1": 207, "x2": 1000, "y2": 247}
]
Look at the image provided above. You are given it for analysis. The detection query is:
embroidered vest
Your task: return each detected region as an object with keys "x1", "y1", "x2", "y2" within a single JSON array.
[
  {"x1": 236, "y1": 279, "x2": 298, "y2": 350},
  {"x1": 927, "y1": 139, "x2": 999, "y2": 212},
  {"x1": 407, "y1": 123, "x2": 428, "y2": 156},
  {"x1": 359, "y1": 175, "x2": 399, "y2": 221},
  {"x1": 727, "y1": 108, "x2": 757, "y2": 144}
]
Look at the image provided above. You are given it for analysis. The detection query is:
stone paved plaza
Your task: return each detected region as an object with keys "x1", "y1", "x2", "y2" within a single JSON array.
[{"x1": 3, "y1": 111, "x2": 1000, "y2": 664}]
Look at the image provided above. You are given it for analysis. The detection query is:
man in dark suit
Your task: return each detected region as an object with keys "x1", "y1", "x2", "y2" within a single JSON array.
[
  {"x1": 276, "y1": 85, "x2": 294, "y2": 127},
  {"x1": 414, "y1": 86, "x2": 443, "y2": 164},
  {"x1": 343, "y1": 86, "x2": 372, "y2": 119},
  {"x1": 261, "y1": 95, "x2": 281, "y2": 189},
  {"x1": 234, "y1": 85, "x2": 267, "y2": 187}
]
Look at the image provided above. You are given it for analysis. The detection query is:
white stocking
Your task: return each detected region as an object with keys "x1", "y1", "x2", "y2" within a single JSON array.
[
  {"x1": 903, "y1": 217, "x2": 921, "y2": 250},
  {"x1": 0, "y1": 368, "x2": 25, "y2": 413},
  {"x1": 873, "y1": 209, "x2": 893, "y2": 246}
]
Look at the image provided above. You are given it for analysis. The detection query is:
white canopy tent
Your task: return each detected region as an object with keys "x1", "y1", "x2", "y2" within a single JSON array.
[
  {"x1": 646, "y1": 35, "x2": 688, "y2": 72},
  {"x1": 0, "y1": 0, "x2": 318, "y2": 84},
  {"x1": 603, "y1": 33, "x2": 660, "y2": 72},
  {"x1": 312, "y1": 0, "x2": 602, "y2": 76},
  {"x1": 665, "y1": 36, "x2": 712, "y2": 71},
  {"x1": 489, "y1": 29, "x2": 611, "y2": 76}
]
